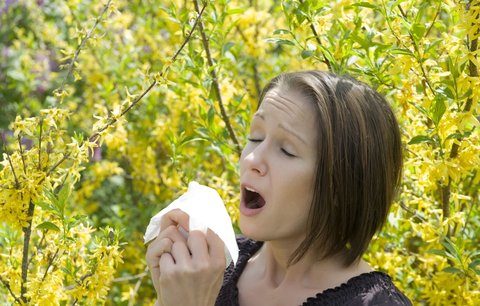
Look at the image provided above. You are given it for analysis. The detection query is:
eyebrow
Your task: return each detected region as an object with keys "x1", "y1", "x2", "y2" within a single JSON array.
[{"x1": 253, "y1": 113, "x2": 308, "y2": 145}]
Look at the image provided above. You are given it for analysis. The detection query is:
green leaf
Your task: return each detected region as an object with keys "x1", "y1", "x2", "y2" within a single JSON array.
[
  {"x1": 443, "y1": 267, "x2": 462, "y2": 274},
  {"x1": 411, "y1": 23, "x2": 426, "y2": 40},
  {"x1": 445, "y1": 132, "x2": 466, "y2": 141},
  {"x1": 469, "y1": 259, "x2": 480, "y2": 269},
  {"x1": 428, "y1": 249, "x2": 448, "y2": 257},
  {"x1": 430, "y1": 97, "x2": 446, "y2": 126},
  {"x1": 264, "y1": 38, "x2": 295, "y2": 46},
  {"x1": 207, "y1": 106, "x2": 215, "y2": 127},
  {"x1": 37, "y1": 221, "x2": 60, "y2": 232},
  {"x1": 222, "y1": 42, "x2": 235, "y2": 53},
  {"x1": 60, "y1": 267, "x2": 72, "y2": 276},
  {"x1": 226, "y1": 7, "x2": 246, "y2": 15},
  {"x1": 459, "y1": 88, "x2": 473, "y2": 100},
  {"x1": 409, "y1": 102, "x2": 429, "y2": 117},
  {"x1": 441, "y1": 237, "x2": 462, "y2": 262},
  {"x1": 273, "y1": 29, "x2": 291, "y2": 35},
  {"x1": 390, "y1": 48, "x2": 414, "y2": 56},
  {"x1": 408, "y1": 135, "x2": 435, "y2": 145},
  {"x1": 301, "y1": 50, "x2": 314, "y2": 59},
  {"x1": 351, "y1": 2, "x2": 378, "y2": 9},
  {"x1": 7, "y1": 70, "x2": 26, "y2": 81}
]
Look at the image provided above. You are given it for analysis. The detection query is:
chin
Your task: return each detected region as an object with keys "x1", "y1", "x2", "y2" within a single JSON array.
[
  {"x1": 239, "y1": 218, "x2": 265, "y2": 241},
  {"x1": 238, "y1": 216, "x2": 272, "y2": 241}
]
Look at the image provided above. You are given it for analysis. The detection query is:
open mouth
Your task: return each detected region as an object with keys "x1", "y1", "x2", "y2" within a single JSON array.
[{"x1": 243, "y1": 186, "x2": 265, "y2": 209}]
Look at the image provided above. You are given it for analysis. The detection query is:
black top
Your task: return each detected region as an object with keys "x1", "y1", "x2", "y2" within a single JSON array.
[{"x1": 215, "y1": 237, "x2": 412, "y2": 306}]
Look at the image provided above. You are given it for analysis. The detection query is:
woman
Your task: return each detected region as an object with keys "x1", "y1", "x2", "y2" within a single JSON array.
[{"x1": 146, "y1": 71, "x2": 412, "y2": 306}]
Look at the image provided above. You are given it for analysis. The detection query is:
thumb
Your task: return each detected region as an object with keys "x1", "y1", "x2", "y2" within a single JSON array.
[{"x1": 160, "y1": 209, "x2": 190, "y2": 232}]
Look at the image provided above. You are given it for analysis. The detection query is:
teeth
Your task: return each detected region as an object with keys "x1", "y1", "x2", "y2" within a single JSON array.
[{"x1": 245, "y1": 186, "x2": 257, "y2": 193}]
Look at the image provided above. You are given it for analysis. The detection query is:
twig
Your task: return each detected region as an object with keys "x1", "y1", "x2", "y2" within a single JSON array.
[
  {"x1": 424, "y1": 2, "x2": 442, "y2": 38},
  {"x1": 127, "y1": 270, "x2": 148, "y2": 306},
  {"x1": 461, "y1": 191, "x2": 477, "y2": 236},
  {"x1": 235, "y1": 26, "x2": 262, "y2": 99},
  {"x1": 59, "y1": 0, "x2": 113, "y2": 92},
  {"x1": 38, "y1": 118, "x2": 43, "y2": 170},
  {"x1": 441, "y1": 1, "x2": 479, "y2": 222},
  {"x1": 42, "y1": 248, "x2": 60, "y2": 282},
  {"x1": 441, "y1": 180, "x2": 451, "y2": 221},
  {"x1": 46, "y1": 152, "x2": 71, "y2": 177},
  {"x1": 192, "y1": 0, "x2": 242, "y2": 156},
  {"x1": 298, "y1": 0, "x2": 332, "y2": 70},
  {"x1": 28, "y1": 231, "x2": 46, "y2": 267},
  {"x1": 112, "y1": 271, "x2": 148, "y2": 283},
  {"x1": 399, "y1": 201, "x2": 427, "y2": 223},
  {"x1": 170, "y1": 2, "x2": 207, "y2": 63},
  {"x1": 397, "y1": 5, "x2": 435, "y2": 96},
  {"x1": 44, "y1": 0, "x2": 207, "y2": 180},
  {"x1": 0, "y1": 276, "x2": 22, "y2": 304},
  {"x1": 17, "y1": 135, "x2": 27, "y2": 175},
  {"x1": 2, "y1": 135, "x2": 20, "y2": 189},
  {"x1": 21, "y1": 199, "x2": 36, "y2": 303},
  {"x1": 252, "y1": 62, "x2": 261, "y2": 100}
]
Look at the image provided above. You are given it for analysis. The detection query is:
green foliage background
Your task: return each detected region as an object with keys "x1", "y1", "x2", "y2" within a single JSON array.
[{"x1": 0, "y1": 0, "x2": 479, "y2": 304}]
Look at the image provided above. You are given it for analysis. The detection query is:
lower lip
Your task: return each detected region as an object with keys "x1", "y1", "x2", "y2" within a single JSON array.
[{"x1": 240, "y1": 200, "x2": 265, "y2": 216}]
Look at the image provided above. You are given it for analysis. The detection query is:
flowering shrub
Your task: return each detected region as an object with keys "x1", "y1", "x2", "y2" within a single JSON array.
[{"x1": 0, "y1": 0, "x2": 479, "y2": 305}]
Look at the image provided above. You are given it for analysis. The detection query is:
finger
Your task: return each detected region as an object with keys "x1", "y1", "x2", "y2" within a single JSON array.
[
  {"x1": 159, "y1": 252, "x2": 175, "y2": 275},
  {"x1": 205, "y1": 229, "x2": 226, "y2": 267},
  {"x1": 146, "y1": 237, "x2": 173, "y2": 270},
  {"x1": 157, "y1": 224, "x2": 188, "y2": 244},
  {"x1": 160, "y1": 209, "x2": 190, "y2": 232},
  {"x1": 187, "y1": 230, "x2": 209, "y2": 262},
  {"x1": 205, "y1": 229, "x2": 225, "y2": 256},
  {"x1": 171, "y1": 240, "x2": 192, "y2": 265}
]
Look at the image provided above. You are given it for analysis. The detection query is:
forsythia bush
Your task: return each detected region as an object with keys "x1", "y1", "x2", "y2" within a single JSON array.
[{"x1": 0, "y1": 0, "x2": 479, "y2": 305}]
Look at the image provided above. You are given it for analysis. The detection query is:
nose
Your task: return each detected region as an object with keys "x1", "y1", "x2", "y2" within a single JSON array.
[{"x1": 241, "y1": 142, "x2": 268, "y2": 176}]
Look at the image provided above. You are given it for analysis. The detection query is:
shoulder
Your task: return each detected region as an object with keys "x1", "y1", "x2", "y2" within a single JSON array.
[
  {"x1": 304, "y1": 272, "x2": 412, "y2": 306},
  {"x1": 236, "y1": 235, "x2": 262, "y2": 254},
  {"x1": 215, "y1": 236, "x2": 262, "y2": 306},
  {"x1": 224, "y1": 236, "x2": 262, "y2": 281}
]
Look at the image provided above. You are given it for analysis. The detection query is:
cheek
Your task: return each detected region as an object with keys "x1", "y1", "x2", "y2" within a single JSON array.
[
  {"x1": 239, "y1": 147, "x2": 250, "y2": 172},
  {"x1": 291, "y1": 167, "x2": 316, "y2": 203}
]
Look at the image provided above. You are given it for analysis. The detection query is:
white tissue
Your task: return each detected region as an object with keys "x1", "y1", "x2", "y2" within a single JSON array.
[{"x1": 144, "y1": 181, "x2": 239, "y2": 267}]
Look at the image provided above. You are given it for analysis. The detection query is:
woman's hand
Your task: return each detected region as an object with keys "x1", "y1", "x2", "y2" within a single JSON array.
[{"x1": 146, "y1": 209, "x2": 226, "y2": 306}]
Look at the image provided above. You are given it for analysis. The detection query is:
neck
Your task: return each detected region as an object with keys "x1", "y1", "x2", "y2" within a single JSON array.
[{"x1": 250, "y1": 240, "x2": 371, "y2": 290}]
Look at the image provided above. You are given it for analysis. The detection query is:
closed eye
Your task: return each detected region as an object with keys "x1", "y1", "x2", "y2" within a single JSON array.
[
  {"x1": 247, "y1": 138, "x2": 262, "y2": 143},
  {"x1": 281, "y1": 148, "x2": 296, "y2": 158}
]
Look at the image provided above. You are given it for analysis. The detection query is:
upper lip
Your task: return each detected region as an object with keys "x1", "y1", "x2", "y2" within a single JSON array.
[{"x1": 241, "y1": 183, "x2": 265, "y2": 199}]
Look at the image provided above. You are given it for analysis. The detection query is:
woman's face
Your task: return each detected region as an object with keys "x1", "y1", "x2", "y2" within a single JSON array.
[{"x1": 239, "y1": 88, "x2": 318, "y2": 246}]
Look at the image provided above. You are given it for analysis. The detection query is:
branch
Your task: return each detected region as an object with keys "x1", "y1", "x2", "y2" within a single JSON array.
[
  {"x1": 192, "y1": 0, "x2": 242, "y2": 156},
  {"x1": 28, "y1": 231, "x2": 46, "y2": 267},
  {"x1": 0, "y1": 276, "x2": 22, "y2": 304},
  {"x1": 59, "y1": 0, "x2": 113, "y2": 92},
  {"x1": 461, "y1": 175, "x2": 478, "y2": 235},
  {"x1": 235, "y1": 26, "x2": 262, "y2": 100},
  {"x1": 20, "y1": 199, "x2": 36, "y2": 303},
  {"x1": 17, "y1": 135, "x2": 27, "y2": 175},
  {"x1": 397, "y1": 4, "x2": 435, "y2": 96},
  {"x1": 44, "y1": 0, "x2": 207, "y2": 177},
  {"x1": 399, "y1": 201, "x2": 427, "y2": 223},
  {"x1": 441, "y1": 1, "x2": 479, "y2": 222},
  {"x1": 38, "y1": 118, "x2": 43, "y2": 170},
  {"x1": 127, "y1": 269, "x2": 148, "y2": 306},
  {"x1": 298, "y1": 0, "x2": 332, "y2": 70},
  {"x1": 2, "y1": 134, "x2": 20, "y2": 189},
  {"x1": 424, "y1": 2, "x2": 442, "y2": 38},
  {"x1": 171, "y1": 2, "x2": 207, "y2": 63},
  {"x1": 112, "y1": 271, "x2": 148, "y2": 283},
  {"x1": 42, "y1": 248, "x2": 60, "y2": 282}
]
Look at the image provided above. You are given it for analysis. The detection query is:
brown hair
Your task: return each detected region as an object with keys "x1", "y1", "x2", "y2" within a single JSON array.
[{"x1": 259, "y1": 71, "x2": 403, "y2": 266}]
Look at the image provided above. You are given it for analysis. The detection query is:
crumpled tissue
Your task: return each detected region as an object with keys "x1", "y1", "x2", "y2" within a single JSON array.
[{"x1": 144, "y1": 181, "x2": 239, "y2": 267}]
